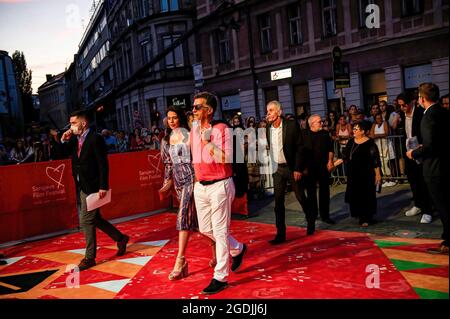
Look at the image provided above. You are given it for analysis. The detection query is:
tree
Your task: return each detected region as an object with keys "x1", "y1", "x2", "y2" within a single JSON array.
[{"x1": 12, "y1": 50, "x2": 35, "y2": 124}]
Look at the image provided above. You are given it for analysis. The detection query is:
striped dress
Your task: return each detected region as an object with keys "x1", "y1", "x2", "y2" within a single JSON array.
[{"x1": 161, "y1": 139, "x2": 198, "y2": 231}]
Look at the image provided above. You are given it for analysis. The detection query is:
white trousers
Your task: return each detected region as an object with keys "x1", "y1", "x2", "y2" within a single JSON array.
[{"x1": 194, "y1": 177, "x2": 243, "y2": 282}]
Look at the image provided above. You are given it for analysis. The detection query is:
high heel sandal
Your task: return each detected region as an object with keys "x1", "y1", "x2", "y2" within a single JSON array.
[{"x1": 168, "y1": 256, "x2": 188, "y2": 281}]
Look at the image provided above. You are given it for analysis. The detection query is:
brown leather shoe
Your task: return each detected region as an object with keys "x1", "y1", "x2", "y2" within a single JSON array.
[
  {"x1": 117, "y1": 235, "x2": 129, "y2": 256},
  {"x1": 427, "y1": 245, "x2": 449, "y2": 255},
  {"x1": 78, "y1": 258, "x2": 96, "y2": 271}
]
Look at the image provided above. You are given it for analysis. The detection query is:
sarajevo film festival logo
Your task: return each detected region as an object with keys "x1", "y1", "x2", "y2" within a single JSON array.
[
  {"x1": 365, "y1": 4, "x2": 381, "y2": 29},
  {"x1": 46, "y1": 164, "x2": 66, "y2": 189}
]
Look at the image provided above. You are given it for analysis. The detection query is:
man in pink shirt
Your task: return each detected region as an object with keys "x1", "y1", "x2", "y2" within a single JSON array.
[{"x1": 191, "y1": 91, "x2": 247, "y2": 295}]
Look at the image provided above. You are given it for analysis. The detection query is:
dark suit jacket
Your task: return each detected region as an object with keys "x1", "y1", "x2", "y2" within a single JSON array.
[
  {"x1": 412, "y1": 104, "x2": 450, "y2": 177},
  {"x1": 299, "y1": 129, "x2": 334, "y2": 174},
  {"x1": 266, "y1": 118, "x2": 302, "y2": 173},
  {"x1": 399, "y1": 105, "x2": 424, "y2": 157},
  {"x1": 63, "y1": 129, "x2": 109, "y2": 195}
]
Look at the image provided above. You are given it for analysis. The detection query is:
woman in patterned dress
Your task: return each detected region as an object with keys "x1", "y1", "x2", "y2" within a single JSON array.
[{"x1": 160, "y1": 106, "x2": 215, "y2": 280}]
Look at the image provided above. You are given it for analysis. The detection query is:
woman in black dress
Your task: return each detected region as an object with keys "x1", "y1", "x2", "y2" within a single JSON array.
[{"x1": 343, "y1": 121, "x2": 382, "y2": 227}]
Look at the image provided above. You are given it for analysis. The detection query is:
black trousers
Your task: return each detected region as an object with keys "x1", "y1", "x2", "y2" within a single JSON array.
[
  {"x1": 424, "y1": 176, "x2": 449, "y2": 246},
  {"x1": 273, "y1": 165, "x2": 315, "y2": 237},
  {"x1": 304, "y1": 169, "x2": 331, "y2": 220},
  {"x1": 405, "y1": 158, "x2": 432, "y2": 213}
]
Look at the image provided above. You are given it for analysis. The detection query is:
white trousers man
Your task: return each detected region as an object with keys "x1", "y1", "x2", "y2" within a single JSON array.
[{"x1": 194, "y1": 177, "x2": 244, "y2": 283}]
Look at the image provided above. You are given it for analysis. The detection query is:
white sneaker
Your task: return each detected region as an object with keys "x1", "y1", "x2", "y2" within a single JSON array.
[
  {"x1": 386, "y1": 181, "x2": 397, "y2": 187},
  {"x1": 405, "y1": 206, "x2": 421, "y2": 217},
  {"x1": 382, "y1": 182, "x2": 390, "y2": 188},
  {"x1": 420, "y1": 214, "x2": 432, "y2": 224}
]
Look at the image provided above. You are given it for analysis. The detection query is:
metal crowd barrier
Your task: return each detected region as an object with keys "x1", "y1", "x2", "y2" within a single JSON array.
[{"x1": 330, "y1": 135, "x2": 407, "y2": 187}]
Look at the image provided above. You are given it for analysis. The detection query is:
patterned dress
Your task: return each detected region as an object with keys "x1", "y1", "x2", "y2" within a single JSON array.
[{"x1": 161, "y1": 139, "x2": 198, "y2": 231}]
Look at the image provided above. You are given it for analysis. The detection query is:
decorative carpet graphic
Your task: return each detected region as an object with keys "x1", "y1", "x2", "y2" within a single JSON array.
[{"x1": 0, "y1": 212, "x2": 447, "y2": 299}]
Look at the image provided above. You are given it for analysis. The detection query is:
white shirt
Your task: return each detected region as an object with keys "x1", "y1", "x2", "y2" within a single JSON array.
[
  {"x1": 405, "y1": 106, "x2": 414, "y2": 140},
  {"x1": 270, "y1": 121, "x2": 287, "y2": 164}
]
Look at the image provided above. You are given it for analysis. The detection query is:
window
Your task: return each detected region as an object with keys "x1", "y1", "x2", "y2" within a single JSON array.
[
  {"x1": 125, "y1": 38, "x2": 133, "y2": 75},
  {"x1": 402, "y1": 0, "x2": 423, "y2": 16},
  {"x1": 293, "y1": 84, "x2": 310, "y2": 116},
  {"x1": 264, "y1": 87, "x2": 278, "y2": 105},
  {"x1": 141, "y1": 40, "x2": 152, "y2": 64},
  {"x1": 359, "y1": 0, "x2": 376, "y2": 27},
  {"x1": 288, "y1": 3, "x2": 302, "y2": 45},
  {"x1": 161, "y1": 0, "x2": 179, "y2": 12},
  {"x1": 322, "y1": 0, "x2": 337, "y2": 37},
  {"x1": 135, "y1": 0, "x2": 149, "y2": 18},
  {"x1": 163, "y1": 35, "x2": 184, "y2": 68},
  {"x1": 117, "y1": 56, "x2": 125, "y2": 81},
  {"x1": 217, "y1": 30, "x2": 231, "y2": 64},
  {"x1": 258, "y1": 13, "x2": 272, "y2": 53},
  {"x1": 124, "y1": 105, "x2": 130, "y2": 130}
]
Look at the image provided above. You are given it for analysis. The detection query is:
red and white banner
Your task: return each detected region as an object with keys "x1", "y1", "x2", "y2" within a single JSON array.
[
  {"x1": 0, "y1": 159, "x2": 78, "y2": 243},
  {"x1": 0, "y1": 151, "x2": 168, "y2": 243}
]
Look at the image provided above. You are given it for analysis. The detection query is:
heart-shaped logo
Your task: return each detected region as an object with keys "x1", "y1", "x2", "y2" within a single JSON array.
[
  {"x1": 46, "y1": 164, "x2": 65, "y2": 189},
  {"x1": 147, "y1": 153, "x2": 161, "y2": 173}
]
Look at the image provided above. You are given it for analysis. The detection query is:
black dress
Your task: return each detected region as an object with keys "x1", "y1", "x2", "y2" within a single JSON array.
[{"x1": 343, "y1": 138, "x2": 381, "y2": 224}]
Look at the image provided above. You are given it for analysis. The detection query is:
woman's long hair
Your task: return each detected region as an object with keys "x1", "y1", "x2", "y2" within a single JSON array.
[{"x1": 164, "y1": 106, "x2": 190, "y2": 143}]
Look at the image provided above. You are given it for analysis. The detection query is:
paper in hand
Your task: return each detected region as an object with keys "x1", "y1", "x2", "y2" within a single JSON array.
[
  {"x1": 86, "y1": 189, "x2": 111, "y2": 211},
  {"x1": 406, "y1": 136, "x2": 419, "y2": 151},
  {"x1": 406, "y1": 136, "x2": 422, "y2": 164}
]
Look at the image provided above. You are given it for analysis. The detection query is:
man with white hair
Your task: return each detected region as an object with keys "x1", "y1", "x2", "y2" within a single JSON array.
[
  {"x1": 299, "y1": 114, "x2": 336, "y2": 225},
  {"x1": 265, "y1": 101, "x2": 314, "y2": 243}
]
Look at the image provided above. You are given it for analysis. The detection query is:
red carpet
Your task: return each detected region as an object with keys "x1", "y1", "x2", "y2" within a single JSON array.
[{"x1": 0, "y1": 212, "x2": 446, "y2": 299}]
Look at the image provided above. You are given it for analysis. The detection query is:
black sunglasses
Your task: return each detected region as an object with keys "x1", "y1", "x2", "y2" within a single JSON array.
[{"x1": 193, "y1": 104, "x2": 209, "y2": 111}]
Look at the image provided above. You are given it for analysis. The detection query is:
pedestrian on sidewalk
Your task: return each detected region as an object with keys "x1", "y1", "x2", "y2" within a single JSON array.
[
  {"x1": 397, "y1": 93, "x2": 434, "y2": 224},
  {"x1": 299, "y1": 114, "x2": 336, "y2": 225},
  {"x1": 343, "y1": 120, "x2": 382, "y2": 227},
  {"x1": 407, "y1": 83, "x2": 450, "y2": 255}
]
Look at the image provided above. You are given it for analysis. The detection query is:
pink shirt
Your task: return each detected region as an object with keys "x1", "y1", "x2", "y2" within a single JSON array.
[{"x1": 191, "y1": 122, "x2": 233, "y2": 181}]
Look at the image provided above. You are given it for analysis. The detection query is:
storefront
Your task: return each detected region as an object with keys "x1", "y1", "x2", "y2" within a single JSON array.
[
  {"x1": 166, "y1": 94, "x2": 192, "y2": 111},
  {"x1": 363, "y1": 71, "x2": 387, "y2": 114},
  {"x1": 293, "y1": 84, "x2": 310, "y2": 116},
  {"x1": 326, "y1": 80, "x2": 342, "y2": 115},
  {"x1": 403, "y1": 63, "x2": 432, "y2": 99},
  {"x1": 220, "y1": 94, "x2": 241, "y2": 121}
]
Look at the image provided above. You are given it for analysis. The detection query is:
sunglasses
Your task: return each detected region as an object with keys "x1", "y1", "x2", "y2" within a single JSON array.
[{"x1": 193, "y1": 104, "x2": 209, "y2": 111}]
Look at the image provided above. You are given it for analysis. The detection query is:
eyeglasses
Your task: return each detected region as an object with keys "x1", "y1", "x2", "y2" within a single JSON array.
[{"x1": 193, "y1": 104, "x2": 209, "y2": 111}]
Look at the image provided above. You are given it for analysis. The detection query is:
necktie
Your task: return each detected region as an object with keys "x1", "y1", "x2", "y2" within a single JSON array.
[{"x1": 77, "y1": 138, "x2": 83, "y2": 157}]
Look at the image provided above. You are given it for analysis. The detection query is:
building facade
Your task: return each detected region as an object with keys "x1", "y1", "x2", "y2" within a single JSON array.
[
  {"x1": 106, "y1": 0, "x2": 197, "y2": 131},
  {"x1": 195, "y1": 0, "x2": 449, "y2": 121},
  {"x1": 76, "y1": 0, "x2": 116, "y2": 130},
  {"x1": 0, "y1": 50, "x2": 24, "y2": 139},
  {"x1": 38, "y1": 73, "x2": 69, "y2": 130}
]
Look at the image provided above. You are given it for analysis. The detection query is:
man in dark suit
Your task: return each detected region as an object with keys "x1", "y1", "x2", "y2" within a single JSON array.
[
  {"x1": 265, "y1": 101, "x2": 315, "y2": 244},
  {"x1": 407, "y1": 83, "x2": 449, "y2": 255},
  {"x1": 61, "y1": 110, "x2": 129, "y2": 270},
  {"x1": 398, "y1": 93, "x2": 433, "y2": 224},
  {"x1": 298, "y1": 114, "x2": 336, "y2": 225}
]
